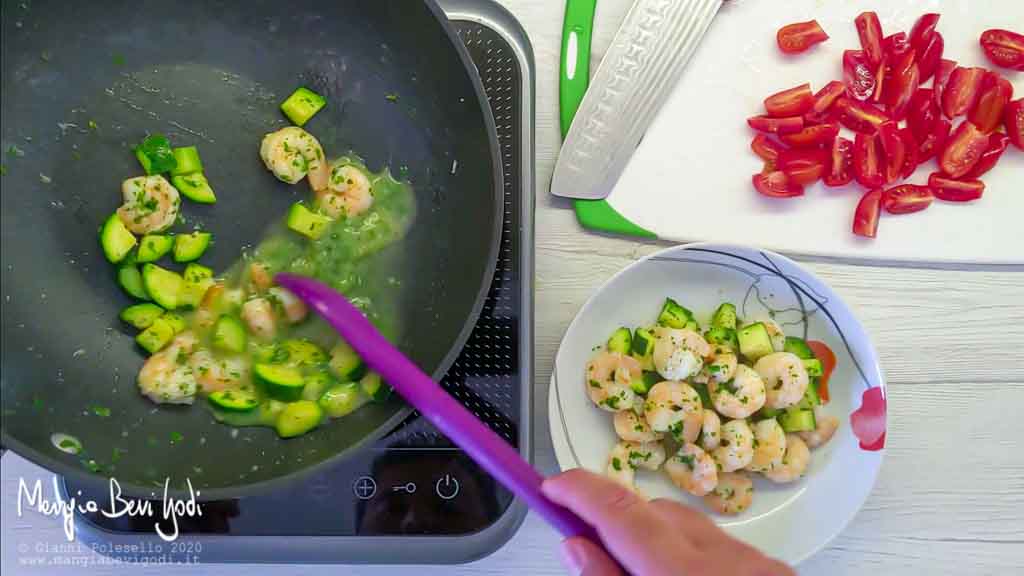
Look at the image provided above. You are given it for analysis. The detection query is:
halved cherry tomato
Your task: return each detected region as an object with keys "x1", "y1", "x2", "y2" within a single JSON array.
[
  {"x1": 916, "y1": 31, "x2": 944, "y2": 82},
  {"x1": 804, "y1": 341, "x2": 835, "y2": 404},
  {"x1": 884, "y1": 57, "x2": 919, "y2": 120},
  {"x1": 917, "y1": 117, "x2": 951, "y2": 162},
  {"x1": 843, "y1": 50, "x2": 877, "y2": 101},
  {"x1": 751, "y1": 134, "x2": 786, "y2": 161},
  {"x1": 870, "y1": 54, "x2": 889, "y2": 103},
  {"x1": 783, "y1": 162, "x2": 826, "y2": 186},
  {"x1": 908, "y1": 13, "x2": 940, "y2": 53},
  {"x1": 764, "y1": 83, "x2": 815, "y2": 117},
  {"x1": 940, "y1": 121, "x2": 989, "y2": 178},
  {"x1": 898, "y1": 127, "x2": 920, "y2": 180},
  {"x1": 855, "y1": 12, "x2": 885, "y2": 66},
  {"x1": 980, "y1": 28, "x2": 1024, "y2": 71},
  {"x1": 777, "y1": 20, "x2": 830, "y2": 54},
  {"x1": 747, "y1": 114, "x2": 805, "y2": 134},
  {"x1": 836, "y1": 97, "x2": 890, "y2": 134},
  {"x1": 824, "y1": 136, "x2": 854, "y2": 187},
  {"x1": 883, "y1": 32, "x2": 910, "y2": 59},
  {"x1": 778, "y1": 148, "x2": 828, "y2": 185},
  {"x1": 810, "y1": 81, "x2": 846, "y2": 115},
  {"x1": 877, "y1": 121, "x2": 906, "y2": 184},
  {"x1": 968, "y1": 72, "x2": 1014, "y2": 133},
  {"x1": 780, "y1": 122, "x2": 839, "y2": 148},
  {"x1": 964, "y1": 133, "x2": 1010, "y2": 179},
  {"x1": 907, "y1": 88, "x2": 939, "y2": 142},
  {"x1": 928, "y1": 173, "x2": 985, "y2": 202},
  {"x1": 1005, "y1": 98, "x2": 1024, "y2": 150},
  {"x1": 852, "y1": 188, "x2": 883, "y2": 238},
  {"x1": 882, "y1": 184, "x2": 933, "y2": 214},
  {"x1": 753, "y1": 171, "x2": 804, "y2": 198},
  {"x1": 941, "y1": 66, "x2": 985, "y2": 118},
  {"x1": 932, "y1": 59, "x2": 958, "y2": 108},
  {"x1": 853, "y1": 132, "x2": 886, "y2": 189}
]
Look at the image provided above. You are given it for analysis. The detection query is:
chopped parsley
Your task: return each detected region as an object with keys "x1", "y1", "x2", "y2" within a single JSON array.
[
  {"x1": 91, "y1": 405, "x2": 111, "y2": 417},
  {"x1": 169, "y1": 431, "x2": 183, "y2": 444},
  {"x1": 677, "y1": 453, "x2": 696, "y2": 470},
  {"x1": 589, "y1": 379, "x2": 602, "y2": 389},
  {"x1": 611, "y1": 457, "x2": 622, "y2": 472}
]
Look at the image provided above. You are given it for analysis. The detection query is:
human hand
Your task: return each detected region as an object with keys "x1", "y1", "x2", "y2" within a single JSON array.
[{"x1": 542, "y1": 469, "x2": 795, "y2": 576}]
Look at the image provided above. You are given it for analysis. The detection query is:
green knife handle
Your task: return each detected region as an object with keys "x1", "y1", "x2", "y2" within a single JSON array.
[{"x1": 559, "y1": 0, "x2": 598, "y2": 138}]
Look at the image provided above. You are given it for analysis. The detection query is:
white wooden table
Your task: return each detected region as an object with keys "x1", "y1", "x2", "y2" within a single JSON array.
[{"x1": 4, "y1": 1, "x2": 1024, "y2": 574}]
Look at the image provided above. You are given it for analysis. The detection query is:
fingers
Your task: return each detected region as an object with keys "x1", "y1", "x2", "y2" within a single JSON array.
[{"x1": 559, "y1": 537, "x2": 623, "y2": 576}]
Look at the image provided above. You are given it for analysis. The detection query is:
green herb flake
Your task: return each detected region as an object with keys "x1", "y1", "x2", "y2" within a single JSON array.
[
  {"x1": 111, "y1": 447, "x2": 124, "y2": 462},
  {"x1": 112, "y1": 53, "x2": 126, "y2": 67},
  {"x1": 678, "y1": 453, "x2": 696, "y2": 471},
  {"x1": 385, "y1": 93, "x2": 399, "y2": 103},
  {"x1": 588, "y1": 379, "x2": 602, "y2": 389},
  {"x1": 7, "y1": 145, "x2": 25, "y2": 157},
  {"x1": 611, "y1": 457, "x2": 622, "y2": 471},
  {"x1": 170, "y1": 431, "x2": 183, "y2": 444},
  {"x1": 40, "y1": 51, "x2": 51, "y2": 62},
  {"x1": 92, "y1": 405, "x2": 111, "y2": 417},
  {"x1": 88, "y1": 120, "x2": 98, "y2": 131}
]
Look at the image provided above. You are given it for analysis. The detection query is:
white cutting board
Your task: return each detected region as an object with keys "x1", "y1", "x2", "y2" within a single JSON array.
[{"x1": 604, "y1": 0, "x2": 1023, "y2": 264}]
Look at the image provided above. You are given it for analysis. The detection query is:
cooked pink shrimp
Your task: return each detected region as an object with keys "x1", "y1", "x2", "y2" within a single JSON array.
[
  {"x1": 241, "y1": 297, "x2": 276, "y2": 340},
  {"x1": 585, "y1": 351, "x2": 640, "y2": 412}
]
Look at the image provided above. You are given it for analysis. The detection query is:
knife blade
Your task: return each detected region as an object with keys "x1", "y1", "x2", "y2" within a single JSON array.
[{"x1": 551, "y1": 0, "x2": 723, "y2": 199}]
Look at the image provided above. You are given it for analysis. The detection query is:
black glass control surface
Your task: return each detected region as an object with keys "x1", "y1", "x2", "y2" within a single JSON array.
[{"x1": 64, "y1": 21, "x2": 524, "y2": 538}]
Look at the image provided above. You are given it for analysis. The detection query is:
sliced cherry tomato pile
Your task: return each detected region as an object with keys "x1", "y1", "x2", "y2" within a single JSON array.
[{"x1": 748, "y1": 14, "x2": 1023, "y2": 239}]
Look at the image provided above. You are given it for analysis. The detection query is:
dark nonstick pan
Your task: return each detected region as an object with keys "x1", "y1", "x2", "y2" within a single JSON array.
[{"x1": 0, "y1": 0, "x2": 502, "y2": 499}]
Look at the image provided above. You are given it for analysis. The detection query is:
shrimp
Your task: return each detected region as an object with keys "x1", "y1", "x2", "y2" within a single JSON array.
[
  {"x1": 189, "y1": 350, "x2": 250, "y2": 394},
  {"x1": 712, "y1": 419, "x2": 755, "y2": 472},
  {"x1": 703, "y1": 471, "x2": 754, "y2": 515},
  {"x1": 317, "y1": 164, "x2": 373, "y2": 219},
  {"x1": 626, "y1": 441, "x2": 667, "y2": 471},
  {"x1": 585, "y1": 351, "x2": 639, "y2": 412},
  {"x1": 708, "y1": 364, "x2": 766, "y2": 419},
  {"x1": 268, "y1": 286, "x2": 308, "y2": 324},
  {"x1": 260, "y1": 126, "x2": 329, "y2": 191},
  {"x1": 700, "y1": 408, "x2": 722, "y2": 451},
  {"x1": 117, "y1": 175, "x2": 181, "y2": 234},
  {"x1": 665, "y1": 443, "x2": 718, "y2": 497},
  {"x1": 644, "y1": 381, "x2": 703, "y2": 443},
  {"x1": 248, "y1": 262, "x2": 274, "y2": 293},
  {"x1": 754, "y1": 352, "x2": 810, "y2": 409},
  {"x1": 747, "y1": 418, "x2": 787, "y2": 472},
  {"x1": 241, "y1": 297, "x2": 277, "y2": 341},
  {"x1": 613, "y1": 410, "x2": 662, "y2": 443},
  {"x1": 763, "y1": 434, "x2": 811, "y2": 483},
  {"x1": 652, "y1": 327, "x2": 711, "y2": 380},
  {"x1": 706, "y1": 351, "x2": 738, "y2": 384},
  {"x1": 137, "y1": 332, "x2": 198, "y2": 405},
  {"x1": 799, "y1": 407, "x2": 840, "y2": 449},
  {"x1": 606, "y1": 441, "x2": 637, "y2": 490},
  {"x1": 194, "y1": 282, "x2": 225, "y2": 330}
]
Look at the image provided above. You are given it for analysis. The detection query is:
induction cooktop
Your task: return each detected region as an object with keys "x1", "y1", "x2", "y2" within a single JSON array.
[{"x1": 63, "y1": 0, "x2": 535, "y2": 564}]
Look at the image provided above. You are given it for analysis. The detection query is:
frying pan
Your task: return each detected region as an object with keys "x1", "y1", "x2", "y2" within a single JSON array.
[{"x1": 0, "y1": 0, "x2": 502, "y2": 499}]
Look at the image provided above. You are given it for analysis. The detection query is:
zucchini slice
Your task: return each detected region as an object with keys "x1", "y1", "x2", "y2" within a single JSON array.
[
  {"x1": 280, "y1": 87, "x2": 326, "y2": 127},
  {"x1": 141, "y1": 264, "x2": 183, "y2": 310},
  {"x1": 705, "y1": 326, "x2": 739, "y2": 350},
  {"x1": 286, "y1": 203, "x2": 332, "y2": 240},
  {"x1": 136, "y1": 234, "x2": 173, "y2": 263},
  {"x1": 318, "y1": 382, "x2": 366, "y2": 417},
  {"x1": 100, "y1": 214, "x2": 137, "y2": 263},
  {"x1": 278, "y1": 339, "x2": 328, "y2": 366},
  {"x1": 208, "y1": 388, "x2": 259, "y2": 412},
  {"x1": 783, "y1": 336, "x2": 816, "y2": 360},
  {"x1": 778, "y1": 407, "x2": 816, "y2": 433},
  {"x1": 170, "y1": 146, "x2": 203, "y2": 176},
  {"x1": 255, "y1": 363, "x2": 306, "y2": 400},
  {"x1": 737, "y1": 322, "x2": 774, "y2": 361},
  {"x1": 180, "y1": 263, "x2": 215, "y2": 308},
  {"x1": 328, "y1": 341, "x2": 366, "y2": 381},
  {"x1": 212, "y1": 315, "x2": 247, "y2": 353},
  {"x1": 606, "y1": 327, "x2": 632, "y2": 355},
  {"x1": 656, "y1": 297, "x2": 693, "y2": 329},
  {"x1": 135, "y1": 134, "x2": 177, "y2": 175},
  {"x1": 119, "y1": 303, "x2": 165, "y2": 329},
  {"x1": 173, "y1": 231, "x2": 211, "y2": 262},
  {"x1": 117, "y1": 265, "x2": 149, "y2": 300},
  {"x1": 171, "y1": 173, "x2": 217, "y2": 204},
  {"x1": 360, "y1": 372, "x2": 391, "y2": 402},
  {"x1": 135, "y1": 317, "x2": 176, "y2": 354},
  {"x1": 711, "y1": 302, "x2": 738, "y2": 330},
  {"x1": 275, "y1": 400, "x2": 323, "y2": 438},
  {"x1": 631, "y1": 327, "x2": 656, "y2": 357},
  {"x1": 161, "y1": 312, "x2": 187, "y2": 334}
]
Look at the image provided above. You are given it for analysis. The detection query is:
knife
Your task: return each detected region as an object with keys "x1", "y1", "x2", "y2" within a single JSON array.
[{"x1": 551, "y1": 0, "x2": 723, "y2": 199}]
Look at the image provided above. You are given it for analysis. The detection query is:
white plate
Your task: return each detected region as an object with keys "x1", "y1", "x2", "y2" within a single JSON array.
[{"x1": 548, "y1": 243, "x2": 888, "y2": 565}]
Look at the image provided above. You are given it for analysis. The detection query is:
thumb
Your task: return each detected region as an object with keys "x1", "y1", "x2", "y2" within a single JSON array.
[{"x1": 559, "y1": 537, "x2": 623, "y2": 576}]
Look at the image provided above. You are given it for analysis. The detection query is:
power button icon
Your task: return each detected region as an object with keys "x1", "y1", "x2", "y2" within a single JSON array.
[{"x1": 435, "y1": 474, "x2": 460, "y2": 500}]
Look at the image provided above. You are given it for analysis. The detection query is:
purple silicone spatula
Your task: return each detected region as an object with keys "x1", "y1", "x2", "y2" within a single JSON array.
[{"x1": 276, "y1": 274, "x2": 602, "y2": 545}]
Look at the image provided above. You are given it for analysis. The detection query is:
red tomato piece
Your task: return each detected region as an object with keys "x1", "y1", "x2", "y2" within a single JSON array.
[
  {"x1": 884, "y1": 58, "x2": 919, "y2": 121},
  {"x1": 747, "y1": 114, "x2": 805, "y2": 134},
  {"x1": 871, "y1": 54, "x2": 889, "y2": 103},
  {"x1": 908, "y1": 13, "x2": 940, "y2": 53},
  {"x1": 968, "y1": 72, "x2": 1014, "y2": 133},
  {"x1": 843, "y1": 50, "x2": 877, "y2": 101},
  {"x1": 916, "y1": 31, "x2": 944, "y2": 82},
  {"x1": 836, "y1": 97, "x2": 890, "y2": 134},
  {"x1": 877, "y1": 121, "x2": 906, "y2": 184},
  {"x1": 753, "y1": 171, "x2": 805, "y2": 198},
  {"x1": 917, "y1": 117, "x2": 951, "y2": 162},
  {"x1": 777, "y1": 20, "x2": 830, "y2": 54},
  {"x1": 783, "y1": 162, "x2": 826, "y2": 186},
  {"x1": 980, "y1": 28, "x2": 1024, "y2": 71},
  {"x1": 764, "y1": 83, "x2": 815, "y2": 117},
  {"x1": 780, "y1": 123, "x2": 839, "y2": 148},
  {"x1": 940, "y1": 121, "x2": 989, "y2": 178},
  {"x1": 941, "y1": 66, "x2": 985, "y2": 119},
  {"x1": 1005, "y1": 98, "x2": 1024, "y2": 150},
  {"x1": 855, "y1": 12, "x2": 885, "y2": 66},
  {"x1": 964, "y1": 133, "x2": 1011, "y2": 179},
  {"x1": 932, "y1": 59, "x2": 958, "y2": 108},
  {"x1": 824, "y1": 136, "x2": 854, "y2": 187},
  {"x1": 805, "y1": 341, "x2": 836, "y2": 404},
  {"x1": 751, "y1": 134, "x2": 786, "y2": 161},
  {"x1": 928, "y1": 173, "x2": 985, "y2": 202},
  {"x1": 852, "y1": 188, "x2": 883, "y2": 238},
  {"x1": 853, "y1": 132, "x2": 886, "y2": 189},
  {"x1": 778, "y1": 148, "x2": 828, "y2": 185},
  {"x1": 882, "y1": 184, "x2": 934, "y2": 215},
  {"x1": 883, "y1": 32, "x2": 910, "y2": 59},
  {"x1": 907, "y1": 88, "x2": 939, "y2": 142},
  {"x1": 898, "y1": 127, "x2": 920, "y2": 180},
  {"x1": 810, "y1": 81, "x2": 846, "y2": 115}
]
